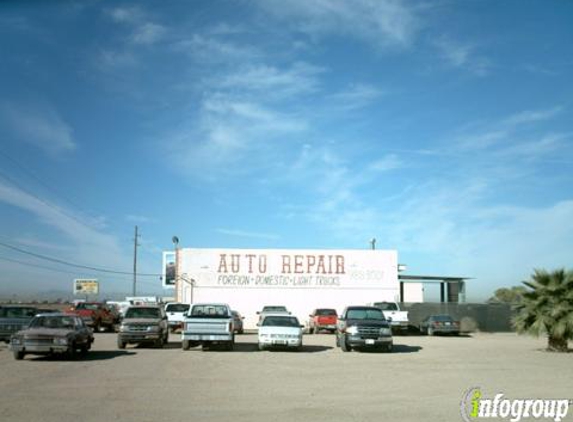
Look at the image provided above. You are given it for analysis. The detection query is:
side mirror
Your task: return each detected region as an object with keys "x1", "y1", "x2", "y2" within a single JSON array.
[{"x1": 256, "y1": 311, "x2": 260, "y2": 315}]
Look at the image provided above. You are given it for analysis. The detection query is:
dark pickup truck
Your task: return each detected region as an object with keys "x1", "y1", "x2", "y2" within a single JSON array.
[
  {"x1": 336, "y1": 306, "x2": 393, "y2": 352},
  {"x1": 0, "y1": 306, "x2": 38, "y2": 343}
]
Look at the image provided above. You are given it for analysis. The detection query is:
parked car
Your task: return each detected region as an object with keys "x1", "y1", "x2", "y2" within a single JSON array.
[
  {"x1": 370, "y1": 301, "x2": 409, "y2": 334},
  {"x1": 10, "y1": 313, "x2": 94, "y2": 360},
  {"x1": 307, "y1": 308, "x2": 338, "y2": 334},
  {"x1": 258, "y1": 314, "x2": 303, "y2": 351},
  {"x1": 182, "y1": 303, "x2": 235, "y2": 351},
  {"x1": 66, "y1": 302, "x2": 119, "y2": 332},
  {"x1": 336, "y1": 306, "x2": 393, "y2": 352},
  {"x1": 256, "y1": 305, "x2": 290, "y2": 324},
  {"x1": 232, "y1": 310, "x2": 244, "y2": 334},
  {"x1": 0, "y1": 305, "x2": 38, "y2": 343},
  {"x1": 419, "y1": 314, "x2": 460, "y2": 336},
  {"x1": 117, "y1": 305, "x2": 169, "y2": 348},
  {"x1": 164, "y1": 302, "x2": 190, "y2": 332}
]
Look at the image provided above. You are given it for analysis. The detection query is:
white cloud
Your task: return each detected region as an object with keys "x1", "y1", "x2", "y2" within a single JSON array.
[
  {"x1": 107, "y1": 6, "x2": 166, "y2": 45},
  {"x1": 216, "y1": 62, "x2": 325, "y2": 100},
  {"x1": 216, "y1": 228, "x2": 280, "y2": 241},
  {"x1": 328, "y1": 83, "x2": 384, "y2": 110},
  {"x1": 174, "y1": 34, "x2": 261, "y2": 63},
  {"x1": 368, "y1": 154, "x2": 403, "y2": 172},
  {"x1": 258, "y1": 0, "x2": 420, "y2": 48},
  {"x1": 433, "y1": 36, "x2": 491, "y2": 76},
  {"x1": 0, "y1": 101, "x2": 75, "y2": 156},
  {"x1": 131, "y1": 22, "x2": 166, "y2": 45},
  {"x1": 0, "y1": 181, "x2": 126, "y2": 269}
]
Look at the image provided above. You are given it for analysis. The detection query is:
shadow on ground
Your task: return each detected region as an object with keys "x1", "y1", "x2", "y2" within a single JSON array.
[{"x1": 24, "y1": 350, "x2": 136, "y2": 362}]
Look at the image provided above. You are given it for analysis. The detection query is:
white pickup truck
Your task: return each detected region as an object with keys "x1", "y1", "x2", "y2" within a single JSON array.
[
  {"x1": 371, "y1": 302, "x2": 409, "y2": 334},
  {"x1": 181, "y1": 303, "x2": 235, "y2": 351}
]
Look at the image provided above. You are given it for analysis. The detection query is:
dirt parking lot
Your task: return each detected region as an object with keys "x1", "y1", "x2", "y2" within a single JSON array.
[{"x1": 0, "y1": 332, "x2": 571, "y2": 422}]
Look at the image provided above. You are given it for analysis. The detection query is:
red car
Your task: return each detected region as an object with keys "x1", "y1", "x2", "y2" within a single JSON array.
[
  {"x1": 308, "y1": 308, "x2": 338, "y2": 334},
  {"x1": 66, "y1": 302, "x2": 119, "y2": 332}
]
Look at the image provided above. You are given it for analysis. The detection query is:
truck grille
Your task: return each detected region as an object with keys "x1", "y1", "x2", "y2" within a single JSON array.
[
  {"x1": 125, "y1": 325, "x2": 150, "y2": 332},
  {"x1": 24, "y1": 339, "x2": 54, "y2": 346},
  {"x1": 357, "y1": 326, "x2": 381, "y2": 337}
]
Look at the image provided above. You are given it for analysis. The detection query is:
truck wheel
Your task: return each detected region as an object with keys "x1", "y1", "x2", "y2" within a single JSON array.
[
  {"x1": 117, "y1": 338, "x2": 126, "y2": 349},
  {"x1": 182, "y1": 340, "x2": 190, "y2": 350},
  {"x1": 13, "y1": 350, "x2": 25, "y2": 360},
  {"x1": 340, "y1": 337, "x2": 351, "y2": 352}
]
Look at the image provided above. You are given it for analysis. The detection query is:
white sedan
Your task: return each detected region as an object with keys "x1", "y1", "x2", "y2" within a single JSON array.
[{"x1": 258, "y1": 314, "x2": 303, "y2": 351}]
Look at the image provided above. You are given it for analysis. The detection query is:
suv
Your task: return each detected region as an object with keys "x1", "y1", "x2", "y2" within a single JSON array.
[
  {"x1": 117, "y1": 305, "x2": 168, "y2": 348},
  {"x1": 336, "y1": 306, "x2": 393, "y2": 352},
  {"x1": 0, "y1": 306, "x2": 38, "y2": 343},
  {"x1": 308, "y1": 308, "x2": 338, "y2": 334}
]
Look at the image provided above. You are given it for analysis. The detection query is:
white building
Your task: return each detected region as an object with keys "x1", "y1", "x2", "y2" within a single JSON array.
[{"x1": 167, "y1": 248, "x2": 424, "y2": 329}]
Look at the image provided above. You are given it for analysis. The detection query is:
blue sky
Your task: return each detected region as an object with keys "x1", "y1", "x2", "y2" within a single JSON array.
[{"x1": 1, "y1": 1, "x2": 572, "y2": 301}]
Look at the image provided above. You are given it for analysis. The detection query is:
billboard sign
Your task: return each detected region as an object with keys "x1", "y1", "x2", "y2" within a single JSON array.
[
  {"x1": 178, "y1": 248, "x2": 398, "y2": 290},
  {"x1": 162, "y1": 251, "x2": 176, "y2": 288},
  {"x1": 74, "y1": 279, "x2": 99, "y2": 295}
]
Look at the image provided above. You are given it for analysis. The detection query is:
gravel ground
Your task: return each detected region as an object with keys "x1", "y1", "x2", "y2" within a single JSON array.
[{"x1": 0, "y1": 332, "x2": 571, "y2": 422}]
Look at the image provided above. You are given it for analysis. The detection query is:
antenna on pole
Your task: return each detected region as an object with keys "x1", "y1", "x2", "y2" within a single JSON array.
[
  {"x1": 370, "y1": 238, "x2": 376, "y2": 250},
  {"x1": 133, "y1": 226, "x2": 140, "y2": 296}
]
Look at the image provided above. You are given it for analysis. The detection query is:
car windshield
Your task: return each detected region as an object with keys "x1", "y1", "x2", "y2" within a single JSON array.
[
  {"x1": 373, "y1": 302, "x2": 398, "y2": 311},
  {"x1": 432, "y1": 315, "x2": 454, "y2": 322},
  {"x1": 262, "y1": 306, "x2": 287, "y2": 312},
  {"x1": 0, "y1": 307, "x2": 38, "y2": 318},
  {"x1": 190, "y1": 305, "x2": 229, "y2": 318},
  {"x1": 262, "y1": 316, "x2": 300, "y2": 327},
  {"x1": 125, "y1": 307, "x2": 161, "y2": 319},
  {"x1": 165, "y1": 304, "x2": 190, "y2": 313},
  {"x1": 75, "y1": 303, "x2": 100, "y2": 311},
  {"x1": 29, "y1": 316, "x2": 75, "y2": 329},
  {"x1": 346, "y1": 308, "x2": 386, "y2": 320},
  {"x1": 316, "y1": 309, "x2": 337, "y2": 316}
]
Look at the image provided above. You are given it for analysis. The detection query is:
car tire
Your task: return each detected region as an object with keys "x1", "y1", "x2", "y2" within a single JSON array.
[
  {"x1": 226, "y1": 341, "x2": 234, "y2": 351},
  {"x1": 13, "y1": 350, "x2": 25, "y2": 360},
  {"x1": 383, "y1": 344, "x2": 393, "y2": 353},
  {"x1": 307, "y1": 326, "x2": 313, "y2": 335},
  {"x1": 340, "y1": 336, "x2": 351, "y2": 352},
  {"x1": 155, "y1": 336, "x2": 164, "y2": 348},
  {"x1": 117, "y1": 338, "x2": 126, "y2": 349},
  {"x1": 67, "y1": 342, "x2": 77, "y2": 359},
  {"x1": 79, "y1": 343, "x2": 89, "y2": 356},
  {"x1": 182, "y1": 340, "x2": 190, "y2": 350}
]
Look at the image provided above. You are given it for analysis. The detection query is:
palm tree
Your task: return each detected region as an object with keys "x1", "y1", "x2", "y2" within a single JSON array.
[{"x1": 512, "y1": 268, "x2": 573, "y2": 352}]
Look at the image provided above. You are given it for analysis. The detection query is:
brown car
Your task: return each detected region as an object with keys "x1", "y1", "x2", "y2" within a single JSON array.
[{"x1": 10, "y1": 313, "x2": 94, "y2": 360}]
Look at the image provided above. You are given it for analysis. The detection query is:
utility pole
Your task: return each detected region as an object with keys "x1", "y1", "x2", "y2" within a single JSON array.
[
  {"x1": 370, "y1": 238, "x2": 376, "y2": 250},
  {"x1": 133, "y1": 226, "x2": 140, "y2": 296}
]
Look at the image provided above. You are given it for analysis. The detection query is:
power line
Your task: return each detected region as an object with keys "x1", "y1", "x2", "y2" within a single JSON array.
[
  {"x1": 0, "y1": 255, "x2": 162, "y2": 287},
  {"x1": 0, "y1": 240, "x2": 162, "y2": 277}
]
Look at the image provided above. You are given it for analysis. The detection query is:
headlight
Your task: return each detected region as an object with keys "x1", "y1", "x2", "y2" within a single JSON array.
[
  {"x1": 53, "y1": 338, "x2": 68, "y2": 346},
  {"x1": 119, "y1": 324, "x2": 129, "y2": 332},
  {"x1": 346, "y1": 326, "x2": 359, "y2": 335},
  {"x1": 146, "y1": 326, "x2": 160, "y2": 332},
  {"x1": 380, "y1": 327, "x2": 392, "y2": 336}
]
